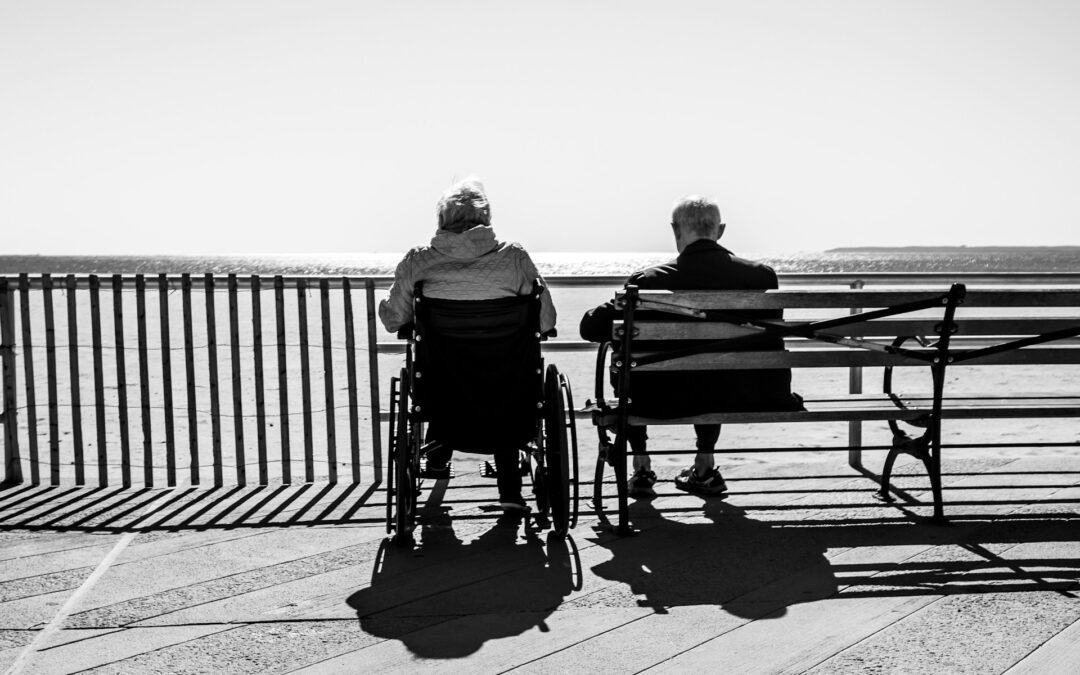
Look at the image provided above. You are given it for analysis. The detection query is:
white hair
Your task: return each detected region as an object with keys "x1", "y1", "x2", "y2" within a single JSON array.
[
  {"x1": 436, "y1": 177, "x2": 491, "y2": 233},
  {"x1": 671, "y1": 195, "x2": 722, "y2": 238}
]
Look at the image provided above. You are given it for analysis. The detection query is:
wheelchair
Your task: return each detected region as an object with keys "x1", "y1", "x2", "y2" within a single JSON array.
[{"x1": 386, "y1": 284, "x2": 578, "y2": 544}]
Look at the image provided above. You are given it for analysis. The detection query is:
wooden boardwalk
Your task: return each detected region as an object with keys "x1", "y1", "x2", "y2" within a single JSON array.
[{"x1": 1, "y1": 449, "x2": 1078, "y2": 674}]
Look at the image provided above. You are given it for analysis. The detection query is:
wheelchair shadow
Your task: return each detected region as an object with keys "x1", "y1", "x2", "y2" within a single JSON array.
[
  {"x1": 347, "y1": 505, "x2": 583, "y2": 659},
  {"x1": 589, "y1": 499, "x2": 837, "y2": 619}
]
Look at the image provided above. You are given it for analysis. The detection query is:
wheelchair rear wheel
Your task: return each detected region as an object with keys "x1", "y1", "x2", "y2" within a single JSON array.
[
  {"x1": 543, "y1": 364, "x2": 579, "y2": 536},
  {"x1": 389, "y1": 368, "x2": 418, "y2": 544}
]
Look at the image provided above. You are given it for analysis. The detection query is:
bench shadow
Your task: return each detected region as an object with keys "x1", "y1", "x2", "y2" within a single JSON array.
[
  {"x1": 346, "y1": 502, "x2": 582, "y2": 659},
  {"x1": 588, "y1": 497, "x2": 1080, "y2": 621},
  {"x1": 590, "y1": 499, "x2": 837, "y2": 619}
]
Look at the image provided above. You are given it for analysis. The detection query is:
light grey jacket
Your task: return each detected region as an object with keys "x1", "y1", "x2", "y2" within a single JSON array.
[{"x1": 378, "y1": 225, "x2": 557, "y2": 334}]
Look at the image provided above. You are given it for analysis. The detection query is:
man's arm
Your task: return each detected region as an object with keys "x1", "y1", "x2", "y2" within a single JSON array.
[{"x1": 579, "y1": 300, "x2": 618, "y2": 343}]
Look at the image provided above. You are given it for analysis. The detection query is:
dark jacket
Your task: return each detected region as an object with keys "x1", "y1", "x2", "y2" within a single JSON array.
[{"x1": 579, "y1": 239, "x2": 802, "y2": 417}]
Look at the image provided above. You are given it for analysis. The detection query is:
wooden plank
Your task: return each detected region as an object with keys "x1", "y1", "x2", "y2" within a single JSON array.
[
  {"x1": 628, "y1": 288, "x2": 1080, "y2": 311},
  {"x1": 43, "y1": 274, "x2": 60, "y2": 485},
  {"x1": 951, "y1": 345, "x2": 1080, "y2": 366},
  {"x1": 251, "y1": 275, "x2": 268, "y2": 485},
  {"x1": 204, "y1": 273, "x2": 223, "y2": 487},
  {"x1": 64, "y1": 275, "x2": 85, "y2": 484},
  {"x1": 961, "y1": 288, "x2": 1080, "y2": 307},
  {"x1": 319, "y1": 279, "x2": 337, "y2": 483},
  {"x1": 622, "y1": 317, "x2": 1080, "y2": 342},
  {"x1": 365, "y1": 278, "x2": 382, "y2": 483},
  {"x1": 181, "y1": 274, "x2": 199, "y2": 486},
  {"x1": 1005, "y1": 618, "x2": 1080, "y2": 674},
  {"x1": 158, "y1": 274, "x2": 176, "y2": 487},
  {"x1": 343, "y1": 278, "x2": 360, "y2": 483},
  {"x1": 274, "y1": 276, "x2": 291, "y2": 484},
  {"x1": 111, "y1": 275, "x2": 131, "y2": 487},
  {"x1": 626, "y1": 288, "x2": 956, "y2": 310},
  {"x1": 89, "y1": 276, "x2": 107, "y2": 486},
  {"x1": 0, "y1": 278, "x2": 22, "y2": 484},
  {"x1": 18, "y1": 274, "x2": 40, "y2": 485},
  {"x1": 630, "y1": 347, "x2": 933, "y2": 371},
  {"x1": 297, "y1": 279, "x2": 314, "y2": 483},
  {"x1": 135, "y1": 275, "x2": 153, "y2": 487},
  {"x1": 228, "y1": 274, "x2": 246, "y2": 486}
]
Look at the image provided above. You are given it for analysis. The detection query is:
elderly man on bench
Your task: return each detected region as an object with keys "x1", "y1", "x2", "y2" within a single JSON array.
[{"x1": 579, "y1": 195, "x2": 802, "y2": 499}]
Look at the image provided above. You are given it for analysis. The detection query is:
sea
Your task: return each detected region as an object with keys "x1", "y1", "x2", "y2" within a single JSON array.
[{"x1": 3, "y1": 247, "x2": 1080, "y2": 276}]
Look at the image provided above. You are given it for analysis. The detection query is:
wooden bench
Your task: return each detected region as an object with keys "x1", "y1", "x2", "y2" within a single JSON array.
[{"x1": 589, "y1": 283, "x2": 1080, "y2": 533}]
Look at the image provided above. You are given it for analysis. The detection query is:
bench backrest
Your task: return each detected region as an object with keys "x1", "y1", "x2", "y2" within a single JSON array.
[{"x1": 612, "y1": 285, "x2": 1080, "y2": 372}]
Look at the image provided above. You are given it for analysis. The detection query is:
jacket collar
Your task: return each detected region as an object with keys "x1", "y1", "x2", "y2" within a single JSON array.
[
  {"x1": 430, "y1": 225, "x2": 500, "y2": 259},
  {"x1": 679, "y1": 238, "x2": 732, "y2": 258}
]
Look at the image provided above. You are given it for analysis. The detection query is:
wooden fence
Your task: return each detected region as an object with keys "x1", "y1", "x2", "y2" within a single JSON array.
[
  {"x1": 1, "y1": 274, "x2": 381, "y2": 487},
  {"x1": 4, "y1": 271, "x2": 1080, "y2": 487}
]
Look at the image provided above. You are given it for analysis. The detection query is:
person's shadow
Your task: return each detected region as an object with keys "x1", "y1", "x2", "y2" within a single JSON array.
[
  {"x1": 347, "y1": 505, "x2": 582, "y2": 659},
  {"x1": 589, "y1": 498, "x2": 837, "y2": 619}
]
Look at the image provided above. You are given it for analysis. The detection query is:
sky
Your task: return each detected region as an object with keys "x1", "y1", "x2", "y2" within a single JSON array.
[{"x1": 2, "y1": 0, "x2": 1079, "y2": 255}]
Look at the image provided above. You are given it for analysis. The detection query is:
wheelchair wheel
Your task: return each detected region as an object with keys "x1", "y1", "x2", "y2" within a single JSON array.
[
  {"x1": 390, "y1": 368, "x2": 418, "y2": 544},
  {"x1": 385, "y1": 376, "x2": 399, "y2": 535},
  {"x1": 543, "y1": 364, "x2": 579, "y2": 536}
]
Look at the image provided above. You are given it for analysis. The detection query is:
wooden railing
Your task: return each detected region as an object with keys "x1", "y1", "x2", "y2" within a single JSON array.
[{"x1": 4, "y1": 271, "x2": 1080, "y2": 487}]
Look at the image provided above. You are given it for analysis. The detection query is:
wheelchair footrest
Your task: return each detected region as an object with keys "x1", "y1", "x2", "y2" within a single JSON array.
[{"x1": 418, "y1": 459, "x2": 455, "y2": 479}]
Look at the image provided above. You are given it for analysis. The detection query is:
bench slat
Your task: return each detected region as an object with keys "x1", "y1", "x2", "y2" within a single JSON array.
[
  {"x1": 622, "y1": 317, "x2": 1080, "y2": 341},
  {"x1": 626, "y1": 288, "x2": 1080, "y2": 310},
  {"x1": 627, "y1": 288, "x2": 955, "y2": 310},
  {"x1": 593, "y1": 394, "x2": 1080, "y2": 426},
  {"x1": 630, "y1": 345, "x2": 1080, "y2": 371}
]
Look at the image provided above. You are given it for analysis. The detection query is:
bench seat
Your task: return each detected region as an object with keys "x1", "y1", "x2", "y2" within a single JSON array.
[{"x1": 590, "y1": 393, "x2": 1080, "y2": 427}]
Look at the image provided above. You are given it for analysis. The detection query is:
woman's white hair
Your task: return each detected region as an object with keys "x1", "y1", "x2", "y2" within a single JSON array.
[
  {"x1": 436, "y1": 177, "x2": 491, "y2": 233},
  {"x1": 671, "y1": 195, "x2": 722, "y2": 238}
]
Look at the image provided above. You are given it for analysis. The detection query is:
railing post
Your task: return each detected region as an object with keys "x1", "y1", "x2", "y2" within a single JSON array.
[
  {"x1": 365, "y1": 278, "x2": 383, "y2": 483},
  {"x1": 1, "y1": 278, "x2": 23, "y2": 485},
  {"x1": 847, "y1": 278, "x2": 864, "y2": 469}
]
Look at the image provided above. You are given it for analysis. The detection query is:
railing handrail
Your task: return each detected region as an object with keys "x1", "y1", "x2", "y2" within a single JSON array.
[{"x1": 6, "y1": 271, "x2": 1080, "y2": 291}]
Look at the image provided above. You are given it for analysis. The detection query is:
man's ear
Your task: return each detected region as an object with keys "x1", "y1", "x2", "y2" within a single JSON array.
[{"x1": 716, "y1": 222, "x2": 726, "y2": 239}]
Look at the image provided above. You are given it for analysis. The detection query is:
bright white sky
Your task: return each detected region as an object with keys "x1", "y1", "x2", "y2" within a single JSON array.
[{"x1": 2, "y1": 0, "x2": 1079, "y2": 255}]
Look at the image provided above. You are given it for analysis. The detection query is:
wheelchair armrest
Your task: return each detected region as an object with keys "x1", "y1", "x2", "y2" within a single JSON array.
[{"x1": 540, "y1": 327, "x2": 558, "y2": 341}]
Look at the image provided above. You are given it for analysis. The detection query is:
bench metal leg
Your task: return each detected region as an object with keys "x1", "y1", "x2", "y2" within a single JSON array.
[
  {"x1": 612, "y1": 428, "x2": 632, "y2": 536},
  {"x1": 928, "y1": 417, "x2": 946, "y2": 524}
]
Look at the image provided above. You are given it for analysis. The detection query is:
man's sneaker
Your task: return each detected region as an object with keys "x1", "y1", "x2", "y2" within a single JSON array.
[
  {"x1": 499, "y1": 494, "x2": 531, "y2": 513},
  {"x1": 628, "y1": 469, "x2": 657, "y2": 499},
  {"x1": 674, "y1": 467, "x2": 728, "y2": 496},
  {"x1": 419, "y1": 458, "x2": 454, "y2": 480}
]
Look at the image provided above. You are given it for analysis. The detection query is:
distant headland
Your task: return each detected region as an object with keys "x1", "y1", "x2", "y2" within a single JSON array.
[{"x1": 827, "y1": 245, "x2": 1080, "y2": 253}]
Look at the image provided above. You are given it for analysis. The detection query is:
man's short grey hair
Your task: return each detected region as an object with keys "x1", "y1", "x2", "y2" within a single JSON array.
[
  {"x1": 671, "y1": 195, "x2": 722, "y2": 238},
  {"x1": 437, "y1": 178, "x2": 491, "y2": 233}
]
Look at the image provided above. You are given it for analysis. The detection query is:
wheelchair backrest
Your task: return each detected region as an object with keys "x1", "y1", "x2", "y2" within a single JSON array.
[{"x1": 410, "y1": 284, "x2": 544, "y2": 451}]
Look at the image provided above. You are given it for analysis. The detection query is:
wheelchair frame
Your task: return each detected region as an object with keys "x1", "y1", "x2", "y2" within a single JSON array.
[{"x1": 386, "y1": 290, "x2": 578, "y2": 545}]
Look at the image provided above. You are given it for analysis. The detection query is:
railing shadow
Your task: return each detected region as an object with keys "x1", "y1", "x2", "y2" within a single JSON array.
[{"x1": 0, "y1": 480, "x2": 384, "y2": 532}]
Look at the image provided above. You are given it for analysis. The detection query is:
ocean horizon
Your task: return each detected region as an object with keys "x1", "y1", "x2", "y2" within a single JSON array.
[{"x1": 3, "y1": 247, "x2": 1080, "y2": 277}]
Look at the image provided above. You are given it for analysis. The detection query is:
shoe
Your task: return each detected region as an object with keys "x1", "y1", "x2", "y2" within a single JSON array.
[
  {"x1": 674, "y1": 467, "x2": 728, "y2": 496},
  {"x1": 498, "y1": 494, "x2": 531, "y2": 513},
  {"x1": 628, "y1": 468, "x2": 657, "y2": 499},
  {"x1": 419, "y1": 458, "x2": 454, "y2": 479}
]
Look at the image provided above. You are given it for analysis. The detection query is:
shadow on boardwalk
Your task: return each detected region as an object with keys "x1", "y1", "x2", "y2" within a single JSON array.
[
  {"x1": 347, "y1": 501, "x2": 581, "y2": 658},
  {"x1": 589, "y1": 499, "x2": 837, "y2": 619}
]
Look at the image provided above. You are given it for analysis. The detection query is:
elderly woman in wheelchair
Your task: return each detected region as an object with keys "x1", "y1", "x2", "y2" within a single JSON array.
[{"x1": 379, "y1": 178, "x2": 577, "y2": 543}]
